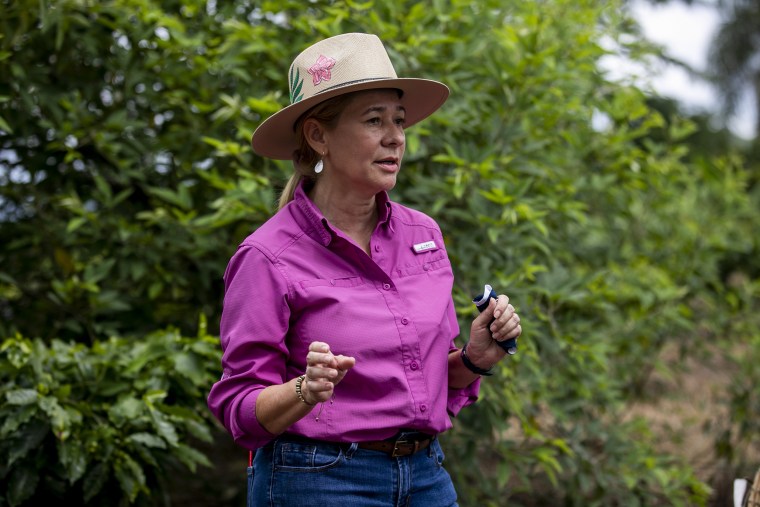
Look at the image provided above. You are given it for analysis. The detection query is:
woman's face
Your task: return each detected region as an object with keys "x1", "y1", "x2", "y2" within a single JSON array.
[{"x1": 320, "y1": 89, "x2": 406, "y2": 198}]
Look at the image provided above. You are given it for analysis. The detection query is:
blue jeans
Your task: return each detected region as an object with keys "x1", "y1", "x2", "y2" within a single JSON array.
[{"x1": 247, "y1": 434, "x2": 459, "y2": 506}]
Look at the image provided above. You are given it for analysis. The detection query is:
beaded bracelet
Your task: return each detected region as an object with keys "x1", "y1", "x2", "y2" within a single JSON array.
[
  {"x1": 295, "y1": 375, "x2": 317, "y2": 405},
  {"x1": 460, "y1": 343, "x2": 494, "y2": 376}
]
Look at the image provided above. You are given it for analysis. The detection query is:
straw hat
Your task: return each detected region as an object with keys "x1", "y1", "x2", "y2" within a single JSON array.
[{"x1": 251, "y1": 33, "x2": 449, "y2": 160}]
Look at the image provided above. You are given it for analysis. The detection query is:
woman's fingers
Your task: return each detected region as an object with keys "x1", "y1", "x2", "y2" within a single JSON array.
[
  {"x1": 306, "y1": 364, "x2": 339, "y2": 380},
  {"x1": 334, "y1": 354, "x2": 356, "y2": 370},
  {"x1": 490, "y1": 299, "x2": 522, "y2": 341},
  {"x1": 307, "y1": 342, "x2": 337, "y2": 369},
  {"x1": 334, "y1": 355, "x2": 356, "y2": 383},
  {"x1": 492, "y1": 295, "x2": 510, "y2": 320},
  {"x1": 489, "y1": 300, "x2": 511, "y2": 328},
  {"x1": 305, "y1": 343, "x2": 356, "y2": 400},
  {"x1": 308, "y1": 341, "x2": 330, "y2": 352},
  {"x1": 307, "y1": 357, "x2": 355, "y2": 381},
  {"x1": 304, "y1": 377, "x2": 334, "y2": 394}
]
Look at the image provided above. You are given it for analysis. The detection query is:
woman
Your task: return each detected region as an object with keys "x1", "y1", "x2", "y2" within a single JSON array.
[{"x1": 207, "y1": 33, "x2": 522, "y2": 506}]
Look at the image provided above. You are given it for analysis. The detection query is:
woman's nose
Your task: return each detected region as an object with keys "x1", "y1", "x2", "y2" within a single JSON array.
[{"x1": 383, "y1": 125, "x2": 405, "y2": 147}]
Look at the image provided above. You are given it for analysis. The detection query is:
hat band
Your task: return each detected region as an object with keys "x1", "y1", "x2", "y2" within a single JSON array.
[{"x1": 308, "y1": 76, "x2": 396, "y2": 97}]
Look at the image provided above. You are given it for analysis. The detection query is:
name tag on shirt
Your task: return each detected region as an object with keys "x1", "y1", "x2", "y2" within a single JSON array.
[{"x1": 412, "y1": 240, "x2": 437, "y2": 253}]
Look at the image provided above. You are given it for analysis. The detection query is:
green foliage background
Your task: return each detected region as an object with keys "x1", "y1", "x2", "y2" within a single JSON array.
[{"x1": 1, "y1": 0, "x2": 759, "y2": 505}]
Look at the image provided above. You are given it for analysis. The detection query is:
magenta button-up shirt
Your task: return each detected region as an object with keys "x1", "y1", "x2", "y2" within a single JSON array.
[{"x1": 207, "y1": 182, "x2": 480, "y2": 450}]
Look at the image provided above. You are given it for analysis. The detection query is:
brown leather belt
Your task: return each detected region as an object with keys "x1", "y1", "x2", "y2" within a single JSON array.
[
  {"x1": 277, "y1": 432, "x2": 435, "y2": 458},
  {"x1": 358, "y1": 433, "x2": 434, "y2": 457}
]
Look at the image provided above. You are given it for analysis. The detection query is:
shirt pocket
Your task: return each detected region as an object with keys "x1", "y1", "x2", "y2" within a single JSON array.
[
  {"x1": 298, "y1": 275, "x2": 365, "y2": 289},
  {"x1": 394, "y1": 255, "x2": 451, "y2": 278}
]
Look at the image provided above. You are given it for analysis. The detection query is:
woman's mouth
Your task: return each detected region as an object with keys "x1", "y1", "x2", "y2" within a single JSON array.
[{"x1": 375, "y1": 158, "x2": 399, "y2": 171}]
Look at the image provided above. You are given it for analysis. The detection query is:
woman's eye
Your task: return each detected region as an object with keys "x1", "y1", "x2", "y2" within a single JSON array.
[
  {"x1": 395, "y1": 117, "x2": 406, "y2": 126},
  {"x1": 367, "y1": 117, "x2": 380, "y2": 125}
]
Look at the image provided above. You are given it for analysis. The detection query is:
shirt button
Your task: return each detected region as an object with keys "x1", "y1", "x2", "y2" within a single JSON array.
[
  {"x1": 410, "y1": 361, "x2": 419, "y2": 370},
  {"x1": 330, "y1": 279, "x2": 336, "y2": 285},
  {"x1": 383, "y1": 283, "x2": 391, "y2": 290},
  {"x1": 374, "y1": 245, "x2": 381, "y2": 252},
  {"x1": 423, "y1": 264, "x2": 430, "y2": 271},
  {"x1": 401, "y1": 317, "x2": 409, "y2": 325},
  {"x1": 420, "y1": 404, "x2": 427, "y2": 412}
]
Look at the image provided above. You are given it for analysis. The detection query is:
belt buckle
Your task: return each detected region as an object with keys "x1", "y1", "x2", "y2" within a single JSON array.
[{"x1": 391, "y1": 438, "x2": 419, "y2": 457}]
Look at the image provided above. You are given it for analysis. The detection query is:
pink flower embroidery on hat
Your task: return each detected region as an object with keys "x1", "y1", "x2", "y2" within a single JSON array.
[{"x1": 308, "y1": 55, "x2": 336, "y2": 86}]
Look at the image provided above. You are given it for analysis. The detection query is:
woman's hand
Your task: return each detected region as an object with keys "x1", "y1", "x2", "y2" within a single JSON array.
[
  {"x1": 466, "y1": 295, "x2": 522, "y2": 370},
  {"x1": 302, "y1": 341, "x2": 356, "y2": 404}
]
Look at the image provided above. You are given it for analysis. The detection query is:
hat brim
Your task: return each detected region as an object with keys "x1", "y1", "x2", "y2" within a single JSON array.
[{"x1": 250, "y1": 78, "x2": 449, "y2": 160}]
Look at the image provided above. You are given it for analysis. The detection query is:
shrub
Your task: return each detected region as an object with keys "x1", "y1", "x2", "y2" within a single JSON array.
[{"x1": 0, "y1": 320, "x2": 220, "y2": 506}]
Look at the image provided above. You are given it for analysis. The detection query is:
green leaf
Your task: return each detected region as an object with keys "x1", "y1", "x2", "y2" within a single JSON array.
[
  {"x1": 84, "y1": 258, "x2": 117, "y2": 285},
  {"x1": 59, "y1": 438, "x2": 88, "y2": 483},
  {"x1": 5, "y1": 389, "x2": 38, "y2": 405},
  {"x1": 292, "y1": 79, "x2": 303, "y2": 103},
  {"x1": 7, "y1": 464, "x2": 39, "y2": 507},
  {"x1": 174, "y1": 443, "x2": 211, "y2": 472},
  {"x1": 149, "y1": 409, "x2": 179, "y2": 447},
  {"x1": 7, "y1": 421, "x2": 48, "y2": 469},
  {"x1": 0, "y1": 114, "x2": 13, "y2": 133},
  {"x1": 82, "y1": 462, "x2": 109, "y2": 503},
  {"x1": 128, "y1": 432, "x2": 167, "y2": 449},
  {"x1": 114, "y1": 452, "x2": 147, "y2": 502},
  {"x1": 183, "y1": 418, "x2": 214, "y2": 443},
  {"x1": 145, "y1": 186, "x2": 193, "y2": 210},
  {"x1": 93, "y1": 173, "x2": 113, "y2": 202},
  {"x1": 109, "y1": 397, "x2": 144, "y2": 424},
  {"x1": 1, "y1": 405, "x2": 37, "y2": 435},
  {"x1": 66, "y1": 216, "x2": 88, "y2": 233},
  {"x1": 289, "y1": 66, "x2": 304, "y2": 103},
  {"x1": 39, "y1": 396, "x2": 74, "y2": 438},
  {"x1": 172, "y1": 351, "x2": 203, "y2": 383}
]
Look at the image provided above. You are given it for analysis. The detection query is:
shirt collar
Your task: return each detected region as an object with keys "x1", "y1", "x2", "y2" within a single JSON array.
[
  {"x1": 375, "y1": 188, "x2": 393, "y2": 226},
  {"x1": 291, "y1": 179, "x2": 394, "y2": 246}
]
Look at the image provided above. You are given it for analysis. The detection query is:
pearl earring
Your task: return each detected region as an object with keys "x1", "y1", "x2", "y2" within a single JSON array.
[{"x1": 314, "y1": 159, "x2": 323, "y2": 174}]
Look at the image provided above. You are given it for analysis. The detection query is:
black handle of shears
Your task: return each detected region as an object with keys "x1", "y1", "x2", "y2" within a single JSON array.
[{"x1": 472, "y1": 285, "x2": 518, "y2": 355}]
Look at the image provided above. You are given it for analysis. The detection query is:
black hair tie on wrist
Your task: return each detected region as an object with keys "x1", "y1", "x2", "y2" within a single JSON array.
[{"x1": 460, "y1": 342, "x2": 494, "y2": 376}]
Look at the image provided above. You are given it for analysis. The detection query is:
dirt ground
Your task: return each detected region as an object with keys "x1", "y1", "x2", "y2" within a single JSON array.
[{"x1": 624, "y1": 342, "x2": 759, "y2": 507}]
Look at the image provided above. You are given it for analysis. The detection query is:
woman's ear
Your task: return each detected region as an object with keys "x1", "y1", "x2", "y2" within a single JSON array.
[{"x1": 303, "y1": 119, "x2": 327, "y2": 154}]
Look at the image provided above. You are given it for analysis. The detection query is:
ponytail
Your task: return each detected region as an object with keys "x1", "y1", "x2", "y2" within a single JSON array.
[{"x1": 278, "y1": 173, "x2": 303, "y2": 210}]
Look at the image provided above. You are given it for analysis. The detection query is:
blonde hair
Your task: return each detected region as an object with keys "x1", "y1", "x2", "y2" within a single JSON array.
[{"x1": 278, "y1": 93, "x2": 357, "y2": 210}]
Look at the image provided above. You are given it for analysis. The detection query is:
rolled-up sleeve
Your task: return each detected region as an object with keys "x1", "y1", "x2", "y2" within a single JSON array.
[
  {"x1": 207, "y1": 242, "x2": 291, "y2": 450},
  {"x1": 445, "y1": 300, "x2": 481, "y2": 416}
]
